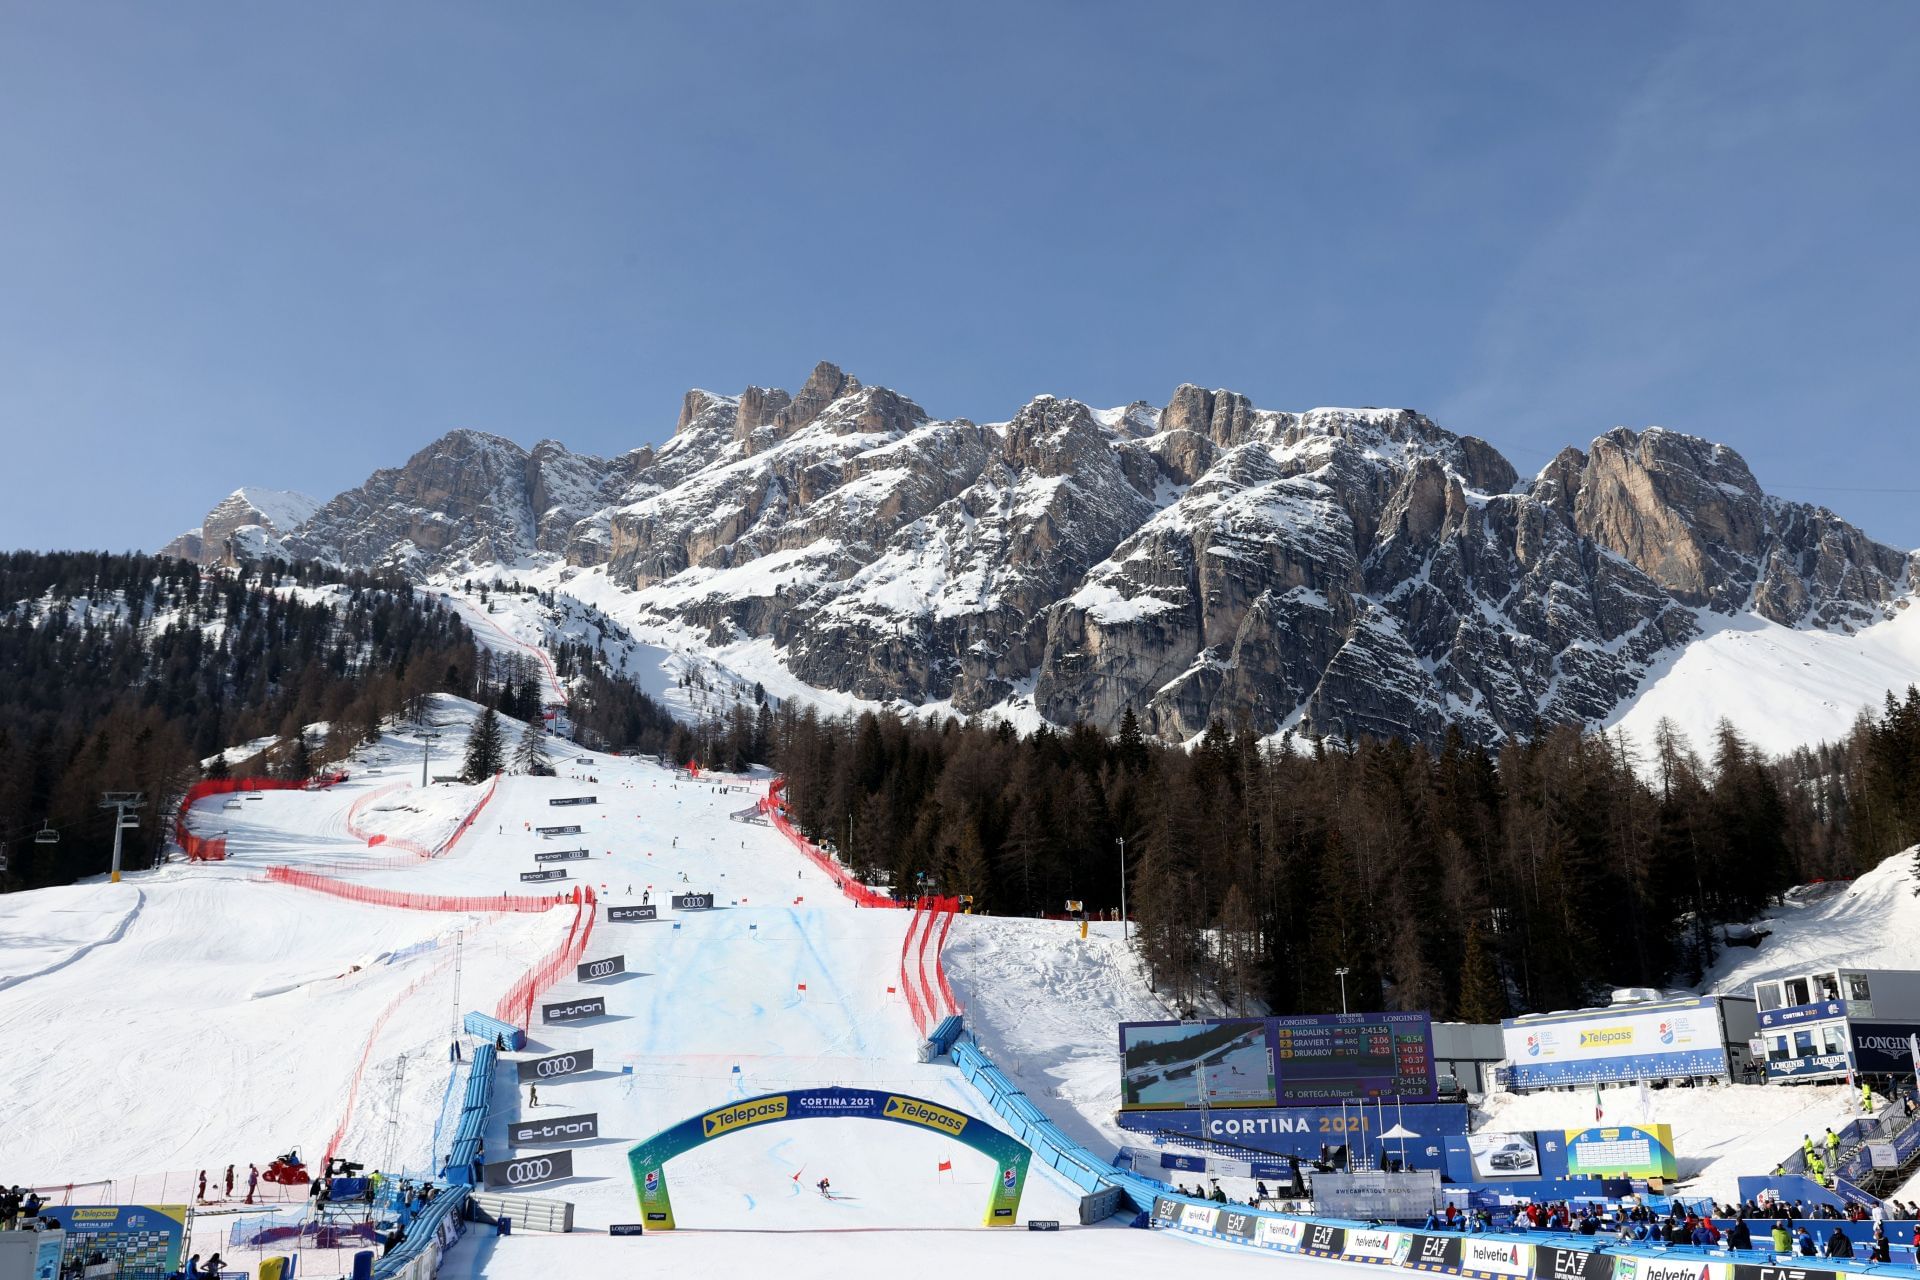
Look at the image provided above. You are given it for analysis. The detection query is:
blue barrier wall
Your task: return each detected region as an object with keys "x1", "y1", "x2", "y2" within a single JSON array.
[
  {"x1": 462, "y1": 1011, "x2": 525, "y2": 1052},
  {"x1": 443, "y1": 1038, "x2": 498, "y2": 1186},
  {"x1": 370, "y1": 1184, "x2": 469, "y2": 1280}
]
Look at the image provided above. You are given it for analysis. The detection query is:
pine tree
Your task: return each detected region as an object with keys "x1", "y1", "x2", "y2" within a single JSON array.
[
  {"x1": 463, "y1": 708, "x2": 505, "y2": 782},
  {"x1": 1456, "y1": 919, "x2": 1508, "y2": 1022},
  {"x1": 513, "y1": 715, "x2": 551, "y2": 776}
]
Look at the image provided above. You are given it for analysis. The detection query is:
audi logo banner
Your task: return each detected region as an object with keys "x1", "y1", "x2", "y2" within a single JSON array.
[
  {"x1": 482, "y1": 1149, "x2": 574, "y2": 1189},
  {"x1": 671, "y1": 893, "x2": 715, "y2": 911},
  {"x1": 578, "y1": 954, "x2": 626, "y2": 982},
  {"x1": 515, "y1": 1048, "x2": 596, "y2": 1082},
  {"x1": 542, "y1": 997, "x2": 607, "y2": 1023},
  {"x1": 535, "y1": 848, "x2": 591, "y2": 863},
  {"x1": 608, "y1": 905, "x2": 657, "y2": 923},
  {"x1": 509, "y1": 1112, "x2": 600, "y2": 1146},
  {"x1": 549, "y1": 796, "x2": 597, "y2": 806},
  {"x1": 520, "y1": 869, "x2": 569, "y2": 882}
]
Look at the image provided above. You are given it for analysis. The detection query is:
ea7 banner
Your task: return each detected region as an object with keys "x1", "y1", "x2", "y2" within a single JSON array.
[
  {"x1": 608, "y1": 904, "x2": 658, "y2": 923},
  {"x1": 671, "y1": 893, "x2": 714, "y2": 910},
  {"x1": 578, "y1": 954, "x2": 626, "y2": 981},
  {"x1": 510, "y1": 1113, "x2": 600, "y2": 1146},
  {"x1": 549, "y1": 796, "x2": 597, "y2": 807},
  {"x1": 483, "y1": 1149, "x2": 574, "y2": 1189},
  {"x1": 1301, "y1": 1222, "x2": 1346, "y2": 1256},
  {"x1": 1732, "y1": 1266, "x2": 1838, "y2": 1280},
  {"x1": 520, "y1": 869, "x2": 568, "y2": 882},
  {"x1": 1403, "y1": 1233, "x2": 1463, "y2": 1272},
  {"x1": 516, "y1": 1048, "x2": 596, "y2": 1082},
  {"x1": 535, "y1": 848, "x2": 591, "y2": 863},
  {"x1": 1536, "y1": 1244, "x2": 1614, "y2": 1280},
  {"x1": 542, "y1": 997, "x2": 606, "y2": 1023}
]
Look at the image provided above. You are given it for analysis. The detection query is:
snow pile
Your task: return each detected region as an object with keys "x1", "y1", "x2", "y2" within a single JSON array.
[{"x1": 1700, "y1": 850, "x2": 1920, "y2": 993}]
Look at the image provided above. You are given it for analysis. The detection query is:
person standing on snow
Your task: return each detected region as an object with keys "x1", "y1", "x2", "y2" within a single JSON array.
[
  {"x1": 224, "y1": 1165, "x2": 235, "y2": 1198},
  {"x1": 246, "y1": 1165, "x2": 259, "y2": 1204}
]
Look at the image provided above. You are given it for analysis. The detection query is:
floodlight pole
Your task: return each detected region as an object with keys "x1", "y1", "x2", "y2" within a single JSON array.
[
  {"x1": 1335, "y1": 966, "x2": 1351, "y2": 1015},
  {"x1": 1117, "y1": 836, "x2": 1128, "y2": 943}
]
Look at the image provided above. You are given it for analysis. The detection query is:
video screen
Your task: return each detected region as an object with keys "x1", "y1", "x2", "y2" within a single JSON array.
[{"x1": 1120, "y1": 1019, "x2": 1277, "y2": 1110}]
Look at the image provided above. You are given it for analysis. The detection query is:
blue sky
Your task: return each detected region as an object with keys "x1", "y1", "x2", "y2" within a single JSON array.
[{"x1": 2, "y1": 3, "x2": 1916, "y2": 551}]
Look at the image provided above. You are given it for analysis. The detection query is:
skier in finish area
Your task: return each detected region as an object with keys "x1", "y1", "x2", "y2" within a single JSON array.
[{"x1": 817, "y1": 1177, "x2": 831, "y2": 1198}]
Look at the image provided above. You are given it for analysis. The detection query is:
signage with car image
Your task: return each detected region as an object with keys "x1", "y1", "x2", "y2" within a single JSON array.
[{"x1": 1467, "y1": 1131, "x2": 1540, "y2": 1178}]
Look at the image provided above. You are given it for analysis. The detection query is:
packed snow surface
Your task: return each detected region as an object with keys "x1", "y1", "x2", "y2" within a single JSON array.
[{"x1": 1699, "y1": 850, "x2": 1920, "y2": 993}]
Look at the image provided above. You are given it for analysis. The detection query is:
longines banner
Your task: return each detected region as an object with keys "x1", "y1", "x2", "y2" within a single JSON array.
[
  {"x1": 542, "y1": 997, "x2": 606, "y2": 1023},
  {"x1": 578, "y1": 954, "x2": 626, "y2": 981},
  {"x1": 535, "y1": 848, "x2": 591, "y2": 863},
  {"x1": 608, "y1": 905, "x2": 658, "y2": 923},
  {"x1": 516, "y1": 1048, "x2": 596, "y2": 1081},
  {"x1": 510, "y1": 1112, "x2": 600, "y2": 1146},
  {"x1": 482, "y1": 1149, "x2": 574, "y2": 1189}
]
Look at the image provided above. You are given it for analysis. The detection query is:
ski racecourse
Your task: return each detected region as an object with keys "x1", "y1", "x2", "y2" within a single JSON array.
[{"x1": 0, "y1": 699, "x2": 1316, "y2": 1276}]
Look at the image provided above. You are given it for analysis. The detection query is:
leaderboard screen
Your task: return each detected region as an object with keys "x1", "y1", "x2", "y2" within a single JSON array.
[
  {"x1": 1118, "y1": 1012, "x2": 1435, "y2": 1110},
  {"x1": 1271, "y1": 1012, "x2": 1435, "y2": 1103}
]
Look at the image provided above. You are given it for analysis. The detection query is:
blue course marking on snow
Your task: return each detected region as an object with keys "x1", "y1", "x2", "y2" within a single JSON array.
[
  {"x1": 784, "y1": 905, "x2": 869, "y2": 1056},
  {"x1": 743, "y1": 1193, "x2": 756, "y2": 1212}
]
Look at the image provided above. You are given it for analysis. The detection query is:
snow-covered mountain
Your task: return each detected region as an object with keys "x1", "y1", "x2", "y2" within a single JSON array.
[
  {"x1": 160, "y1": 486, "x2": 321, "y2": 565},
  {"x1": 161, "y1": 362, "x2": 1918, "y2": 749}
]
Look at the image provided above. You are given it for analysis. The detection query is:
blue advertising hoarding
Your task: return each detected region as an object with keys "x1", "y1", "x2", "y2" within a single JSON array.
[
  {"x1": 1118, "y1": 1101, "x2": 1468, "y2": 1168},
  {"x1": 1119, "y1": 1012, "x2": 1436, "y2": 1110}
]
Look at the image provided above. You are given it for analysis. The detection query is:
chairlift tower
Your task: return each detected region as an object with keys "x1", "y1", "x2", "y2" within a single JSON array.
[{"x1": 100, "y1": 792, "x2": 145, "y2": 884}]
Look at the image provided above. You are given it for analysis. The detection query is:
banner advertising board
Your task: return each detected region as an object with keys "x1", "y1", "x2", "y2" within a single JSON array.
[
  {"x1": 536, "y1": 825, "x2": 582, "y2": 836},
  {"x1": 1403, "y1": 1233, "x2": 1463, "y2": 1272},
  {"x1": 608, "y1": 905, "x2": 658, "y2": 923},
  {"x1": 520, "y1": 869, "x2": 568, "y2": 882},
  {"x1": 41, "y1": 1206, "x2": 188, "y2": 1279},
  {"x1": 483, "y1": 1149, "x2": 574, "y2": 1189},
  {"x1": 1177, "y1": 1203, "x2": 1219, "y2": 1232},
  {"x1": 1501, "y1": 997, "x2": 1730, "y2": 1087},
  {"x1": 1118, "y1": 1102, "x2": 1470, "y2": 1165},
  {"x1": 1731, "y1": 1266, "x2": 1838, "y2": 1280},
  {"x1": 1151, "y1": 1197, "x2": 1182, "y2": 1229},
  {"x1": 1460, "y1": 1238, "x2": 1532, "y2": 1278},
  {"x1": 1468, "y1": 1132, "x2": 1541, "y2": 1179},
  {"x1": 1614, "y1": 1257, "x2": 1711, "y2": 1280},
  {"x1": 516, "y1": 1048, "x2": 595, "y2": 1081},
  {"x1": 1341, "y1": 1228, "x2": 1400, "y2": 1261},
  {"x1": 578, "y1": 954, "x2": 626, "y2": 982},
  {"x1": 535, "y1": 848, "x2": 591, "y2": 863},
  {"x1": 1215, "y1": 1208, "x2": 1258, "y2": 1241},
  {"x1": 1853, "y1": 1023, "x2": 1920, "y2": 1073},
  {"x1": 1562, "y1": 1125, "x2": 1679, "y2": 1179},
  {"x1": 1254, "y1": 1217, "x2": 1305, "y2": 1250},
  {"x1": 542, "y1": 997, "x2": 606, "y2": 1023},
  {"x1": 1120, "y1": 1011, "x2": 1436, "y2": 1110},
  {"x1": 1301, "y1": 1222, "x2": 1346, "y2": 1256},
  {"x1": 672, "y1": 893, "x2": 715, "y2": 911},
  {"x1": 608, "y1": 1224, "x2": 645, "y2": 1236},
  {"x1": 510, "y1": 1112, "x2": 600, "y2": 1146},
  {"x1": 1536, "y1": 1244, "x2": 1615, "y2": 1280},
  {"x1": 550, "y1": 796, "x2": 597, "y2": 807}
]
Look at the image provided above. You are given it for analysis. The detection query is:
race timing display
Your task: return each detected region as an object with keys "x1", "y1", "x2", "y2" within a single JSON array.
[{"x1": 1119, "y1": 1012, "x2": 1436, "y2": 1110}]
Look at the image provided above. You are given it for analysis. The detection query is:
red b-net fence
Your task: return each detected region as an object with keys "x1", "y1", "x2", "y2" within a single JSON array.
[
  {"x1": 761, "y1": 778, "x2": 899, "y2": 909},
  {"x1": 261, "y1": 865, "x2": 583, "y2": 915},
  {"x1": 900, "y1": 903, "x2": 930, "y2": 1037},
  {"x1": 175, "y1": 773, "x2": 347, "y2": 861},
  {"x1": 898, "y1": 895, "x2": 965, "y2": 1038},
  {"x1": 492, "y1": 889, "x2": 598, "y2": 1030},
  {"x1": 343, "y1": 775, "x2": 499, "y2": 860}
]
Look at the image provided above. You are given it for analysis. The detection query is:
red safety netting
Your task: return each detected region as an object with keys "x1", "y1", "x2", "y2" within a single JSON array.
[
  {"x1": 323, "y1": 952, "x2": 457, "y2": 1164},
  {"x1": 762, "y1": 778, "x2": 900, "y2": 909},
  {"x1": 342, "y1": 775, "x2": 499, "y2": 859},
  {"x1": 492, "y1": 888, "x2": 598, "y2": 1031},
  {"x1": 262, "y1": 865, "x2": 584, "y2": 915},
  {"x1": 900, "y1": 900, "x2": 930, "y2": 1037},
  {"x1": 175, "y1": 773, "x2": 348, "y2": 862},
  {"x1": 932, "y1": 898, "x2": 962, "y2": 1017}
]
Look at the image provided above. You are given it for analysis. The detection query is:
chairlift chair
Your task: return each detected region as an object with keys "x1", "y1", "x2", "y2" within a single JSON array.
[{"x1": 34, "y1": 822, "x2": 58, "y2": 845}]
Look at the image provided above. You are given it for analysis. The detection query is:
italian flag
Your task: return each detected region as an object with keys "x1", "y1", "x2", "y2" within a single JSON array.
[{"x1": 1594, "y1": 1084, "x2": 1604, "y2": 1123}]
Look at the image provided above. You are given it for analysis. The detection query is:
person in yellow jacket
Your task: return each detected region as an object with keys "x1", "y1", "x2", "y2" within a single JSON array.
[
  {"x1": 1863, "y1": 1082, "x2": 1875, "y2": 1115},
  {"x1": 1803, "y1": 1134, "x2": 1816, "y2": 1160}
]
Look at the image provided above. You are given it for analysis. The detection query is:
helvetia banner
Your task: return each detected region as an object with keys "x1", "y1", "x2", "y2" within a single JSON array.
[
  {"x1": 483, "y1": 1149, "x2": 574, "y2": 1189},
  {"x1": 671, "y1": 893, "x2": 714, "y2": 910},
  {"x1": 510, "y1": 1112, "x2": 600, "y2": 1146},
  {"x1": 1460, "y1": 1237, "x2": 1532, "y2": 1278},
  {"x1": 578, "y1": 954, "x2": 626, "y2": 981},
  {"x1": 608, "y1": 905, "x2": 658, "y2": 923},
  {"x1": 1614, "y1": 1259, "x2": 1714, "y2": 1280},
  {"x1": 1342, "y1": 1228, "x2": 1401, "y2": 1262},
  {"x1": 520, "y1": 869, "x2": 568, "y2": 882},
  {"x1": 1177, "y1": 1202, "x2": 1220, "y2": 1232},
  {"x1": 535, "y1": 848, "x2": 591, "y2": 863},
  {"x1": 549, "y1": 796, "x2": 597, "y2": 806},
  {"x1": 542, "y1": 997, "x2": 606, "y2": 1023},
  {"x1": 516, "y1": 1048, "x2": 596, "y2": 1081}
]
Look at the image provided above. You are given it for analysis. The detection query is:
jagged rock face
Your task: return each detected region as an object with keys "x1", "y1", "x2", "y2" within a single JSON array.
[
  {"x1": 161, "y1": 488, "x2": 320, "y2": 566},
  {"x1": 170, "y1": 365, "x2": 1915, "y2": 747}
]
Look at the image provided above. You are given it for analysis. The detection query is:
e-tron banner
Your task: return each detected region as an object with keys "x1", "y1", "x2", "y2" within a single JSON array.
[
  {"x1": 1536, "y1": 1244, "x2": 1614, "y2": 1280},
  {"x1": 608, "y1": 905, "x2": 658, "y2": 923},
  {"x1": 1404, "y1": 1233, "x2": 1463, "y2": 1272},
  {"x1": 1732, "y1": 1267, "x2": 1838, "y2": 1280},
  {"x1": 578, "y1": 955, "x2": 626, "y2": 982},
  {"x1": 550, "y1": 796, "x2": 597, "y2": 807},
  {"x1": 542, "y1": 997, "x2": 606, "y2": 1023},
  {"x1": 483, "y1": 1149, "x2": 574, "y2": 1189},
  {"x1": 517, "y1": 1048, "x2": 596, "y2": 1082},
  {"x1": 520, "y1": 869, "x2": 569, "y2": 882},
  {"x1": 536, "y1": 825, "x2": 582, "y2": 835},
  {"x1": 510, "y1": 1112, "x2": 600, "y2": 1146},
  {"x1": 535, "y1": 848, "x2": 591, "y2": 863},
  {"x1": 671, "y1": 893, "x2": 714, "y2": 910}
]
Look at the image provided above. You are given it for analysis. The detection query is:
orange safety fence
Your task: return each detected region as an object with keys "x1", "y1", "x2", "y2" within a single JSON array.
[
  {"x1": 261, "y1": 865, "x2": 587, "y2": 915},
  {"x1": 931, "y1": 896, "x2": 963, "y2": 1017},
  {"x1": 175, "y1": 773, "x2": 348, "y2": 862},
  {"x1": 762, "y1": 778, "x2": 900, "y2": 909},
  {"x1": 323, "y1": 952, "x2": 458, "y2": 1164},
  {"x1": 900, "y1": 900, "x2": 930, "y2": 1038},
  {"x1": 492, "y1": 888, "x2": 598, "y2": 1030}
]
